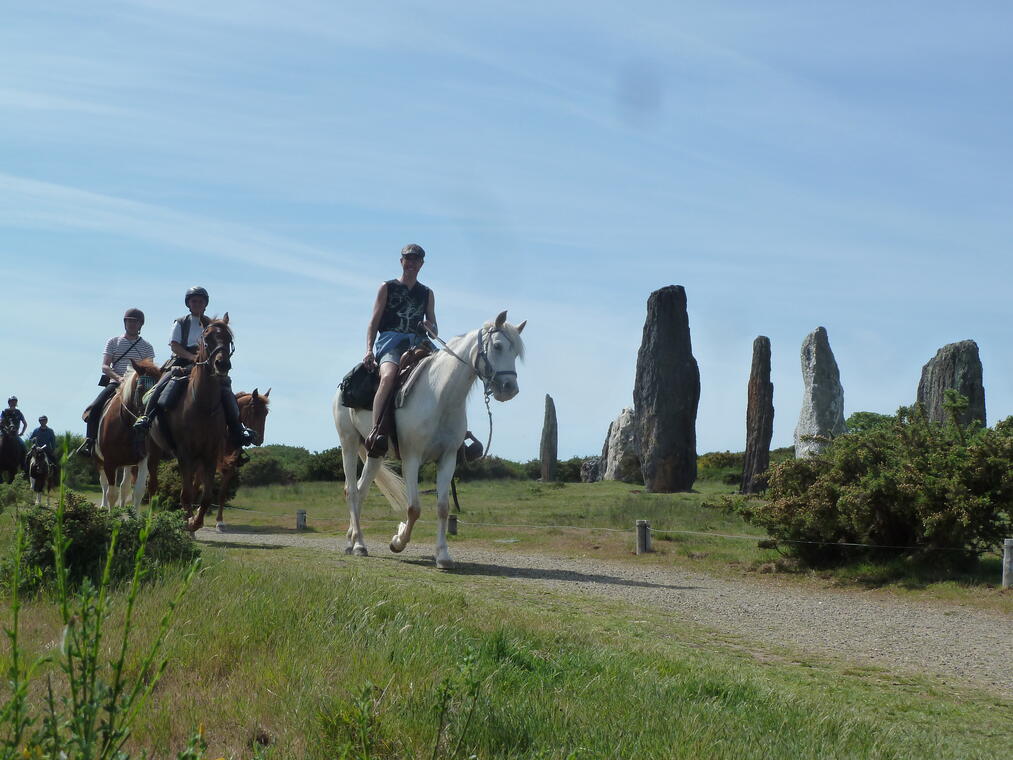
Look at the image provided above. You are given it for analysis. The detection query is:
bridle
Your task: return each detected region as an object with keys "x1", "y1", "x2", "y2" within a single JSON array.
[
  {"x1": 421, "y1": 324, "x2": 518, "y2": 459},
  {"x1": 194, "y1": 325, "x2": 235, "y2": 376}
]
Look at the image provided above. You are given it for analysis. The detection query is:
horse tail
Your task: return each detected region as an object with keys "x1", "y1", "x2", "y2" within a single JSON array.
[{"x1": 357, "y1": 445, "x2": 408, "y2": 512}]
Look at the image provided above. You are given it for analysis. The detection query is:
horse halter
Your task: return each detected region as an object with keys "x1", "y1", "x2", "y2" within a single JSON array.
[
  {"x1": 196, "y1": 324, "x2": 235, "y2": 375},
  {"x1": 475, "y1": 326, "x2": 518, "y2": 395}
]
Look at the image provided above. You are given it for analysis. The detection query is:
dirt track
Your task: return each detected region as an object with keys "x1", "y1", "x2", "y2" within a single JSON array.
[{"x1": 196, "y1": 527, "x2": 1013, "y2": 700}]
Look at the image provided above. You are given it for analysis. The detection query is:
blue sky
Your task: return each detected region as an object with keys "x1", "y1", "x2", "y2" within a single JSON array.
[{"x1": 3, "y1": 1, "x2": 1012, "y2": 461}]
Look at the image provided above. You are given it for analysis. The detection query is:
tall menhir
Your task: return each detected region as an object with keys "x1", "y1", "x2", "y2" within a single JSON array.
[
  {"x1": 633, "y1": 285, "x2": 700, "y2": 492},
  {"x1": 741, "y1": 336, "x2": 774, "y2": 494}
]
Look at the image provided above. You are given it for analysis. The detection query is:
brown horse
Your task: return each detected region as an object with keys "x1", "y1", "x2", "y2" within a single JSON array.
[
  {"x1": 95, "y1": 358, "x2": 162, "y2": 509},
  {"x1": 0, "y1": 421, "x2": 26, "y2": 484},
  {"x1": 26, "y1": 443, "x2": 59, "y2": 505},
  {"x1": 215, "y1": 388, "x2": 270, "y2": 530},
  {"x1": 152, "y1": 315, "x2": 234, "y2": 532}
]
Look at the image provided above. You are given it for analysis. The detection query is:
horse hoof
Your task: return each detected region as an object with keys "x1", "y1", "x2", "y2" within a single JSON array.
[
  {"x1": 215, "y1": 522, "x2": 227, "y2": 533},
  {"x1": 353, "y1": 546, "x2": 368, "y2": 557},
  {"x1": 344, "y1": 546, "x2": 354, "y2": 555},
  {"x1": 436, "y1": 557, "x2": 455, "y2": 571},
  {"x1": 389, "y1": 538, "x2": 405, "y2": 553}
]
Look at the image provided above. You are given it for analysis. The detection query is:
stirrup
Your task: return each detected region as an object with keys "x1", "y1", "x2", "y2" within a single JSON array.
[{"x1": 133, "y1": 415, "x2": 152, "y2": 430}]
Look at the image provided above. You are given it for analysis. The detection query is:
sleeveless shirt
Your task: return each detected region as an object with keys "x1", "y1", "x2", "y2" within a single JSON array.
[{"x1": 377, "y1": 280, "x2": 430, "y2": 334}]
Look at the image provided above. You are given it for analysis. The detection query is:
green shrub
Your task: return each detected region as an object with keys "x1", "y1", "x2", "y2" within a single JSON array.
[
  {"x1": 240, "y1": 452, "x2": 299, "y2": 486},
  {"x1": 743, "y1": 398, "x2": 1013, "y2": 565},
  {"x1": 151, "y1": 458, "x2": 239, "y2": 508},
  {"x1": 305, "y1": 447, "x2": 345, "y2": 481},
  {"x1": 57, "y1": 431, "x2": 101, "y2": 490},
  {"x1": 4, "y1": 490, "x2": 200, "y2": 593}
]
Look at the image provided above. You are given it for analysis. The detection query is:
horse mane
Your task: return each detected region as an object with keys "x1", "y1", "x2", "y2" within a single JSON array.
[{"x1": 444, "y1": 321, "x2": 526, "y2": 361}]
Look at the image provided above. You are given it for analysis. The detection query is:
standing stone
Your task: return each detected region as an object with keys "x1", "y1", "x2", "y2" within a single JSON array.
[
  {"x1": 916, "y1": 340, "x2": 986, "y2": 427},
  {"x1": 633, "y1": 286, "x2": 700, "y2": 492},
  {"x1": 539, "y1": 394, "x2": 558, "y2": 482},
  {"x1": 579, "y1": 457, "x2": 602, "y2": 483},
  {"x1": 794, "y1": 327, "x2": 846, "y2": 458},
  {"x1": 601, "y1": 407, "x2": 641, "y2": 482},
  {"x1": 741, "y1": 336, "x2": 774, "y2": 493}
]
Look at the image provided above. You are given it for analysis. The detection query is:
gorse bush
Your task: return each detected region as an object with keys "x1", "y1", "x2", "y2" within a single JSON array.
[
  {"x1": 4, "y1": 490, "x2": 200, "y2": 594},
  {"x1": 742, "y1": 394, "x2": 1013, "y2": 565}
]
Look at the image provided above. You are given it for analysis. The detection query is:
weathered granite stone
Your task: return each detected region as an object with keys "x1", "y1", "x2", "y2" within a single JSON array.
[
  {"x1": 633, "y1": 286, "x2": 700, "y2": 491},
  {"x1": 741, "y1": 336, "x2": 774, "y2": 494},
  {"x1": 603, "y1": 407, "x2": 641, "y2": 482},
  {"x1": 916, "y1": 340, "x2": 986, "y2": 428},
  {"x1": 539, "y1": 394, "x2": 558, "y2": 482},
  {"x1": 579, "y1": 457, "x2": 602, "y2": 483},
  {"x1": 794, "y1": 327, "x2": 846, "y2": 458}
]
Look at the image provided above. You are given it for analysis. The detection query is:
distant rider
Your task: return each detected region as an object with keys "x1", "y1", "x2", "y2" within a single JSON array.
[
  {"x1": 1, "y1": 396, "x2": 28, "y2": 436},
  {"x1": 76, "y1": 308, "x2": 155, "y2": 458},
  {"x1": 363, "y1": 243, "x2": 437, "y2": 456},
  {"x1": 133, "y1": 286, "x2": 255, "y2": 450},
  {"x1": 29, "y1": 415, "x2": 58, "y2": 464}
]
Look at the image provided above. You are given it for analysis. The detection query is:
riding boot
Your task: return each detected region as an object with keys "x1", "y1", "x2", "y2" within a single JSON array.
[
  {"x1": 132, "y1": 373, "x2": 172, "y2": 455},
  {"x1": 220, "y1": 379, "x2": 256, "y2": 447},
  {"x1": 76, "y1": 382, "x2": 118, "y2": 457}
]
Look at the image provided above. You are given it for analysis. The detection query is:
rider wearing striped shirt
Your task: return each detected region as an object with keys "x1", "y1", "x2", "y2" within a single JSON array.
[
  {"x1": 132, "y1": 286, "x2": 255, "y2": 450},
  {"x1": 76, "y1": 308, "x2": 155, "y2": 457}
]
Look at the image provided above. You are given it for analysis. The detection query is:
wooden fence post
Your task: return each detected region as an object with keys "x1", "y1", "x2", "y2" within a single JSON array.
[
  {"x1": 296, "y1": 510, "x2": 307, "y2": 531},
  {"x1": 1003, "y1": 538, "x2": 1013, "y2": 589},
  {"x1": 636, "y1": 520, "x2": 651, "y2": 555}
]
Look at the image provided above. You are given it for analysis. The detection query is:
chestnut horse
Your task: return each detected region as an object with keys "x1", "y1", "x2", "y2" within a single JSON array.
[
  {"x1": 150, "y1": 315, "x2": 234, "y2": 532},
  {"x1": 215, "y1": 388, "x2": 270, "y2": 530},
  {"x1": 0, "y1": 421, "x2": 26, "y2": 484},
  {"x1": 26, "y1": 443, "x2": 59, "y2": 505},
  {"x1": 95, "y1": 358, "x2": 162, "y2": 508}
]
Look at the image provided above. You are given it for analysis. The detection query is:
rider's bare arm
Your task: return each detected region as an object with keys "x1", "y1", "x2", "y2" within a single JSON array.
[
  {"x1": 364, "y1": 283, "x2": 388, "y2": 368},
  {"x1": 101, "y1": 352, "x2": 121, "y2": 383},
  {"x1": 423, "y1": 290, "x2": 437, "y2": 337},
  {"x1": 170, "y1": 341, "x2": 198, "y2": 363}
]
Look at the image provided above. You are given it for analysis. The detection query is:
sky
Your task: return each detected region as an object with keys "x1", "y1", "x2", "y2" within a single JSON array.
[{"x1": 2, "y1": 1, "x2": 1012, "y2": 462}]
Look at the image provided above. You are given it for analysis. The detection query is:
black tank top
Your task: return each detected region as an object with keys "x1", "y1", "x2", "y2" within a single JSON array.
[{"x1": 377, "y1": 280, "x2": 430, "y2": 334}]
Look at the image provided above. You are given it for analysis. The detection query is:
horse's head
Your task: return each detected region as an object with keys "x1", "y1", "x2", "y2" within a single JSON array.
[
  {"x1": 124, "y1": 358, "x2": 161, "y2": 409},
  {"x1": 237, "y1": 387, "x2": 270, "y2": 446},
  {"x1": 478, "y1": 310, "x2": 526, "y2": 402},
  {"x1": 27, "y1": 444, "x2": 48, "y2": 474},
  {"x1": 200, "y1": 313, "x2": 235, "y2": 377}
]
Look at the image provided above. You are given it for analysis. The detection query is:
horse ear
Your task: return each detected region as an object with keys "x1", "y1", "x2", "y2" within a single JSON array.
[
  {"x1": 495, "y1": 310, "x2": 507, "y2": 328},
  {"x1": 223, "y1": 312, "x2": 230, "y2": 324},
  {"x1": 516, "y1": 320, "x2": 526, "y2": 333},
  {"x1": 252, "y1": 388, "x2": 259, "y2": 400},
  {"x1": 264, "y1": 388, "x2": 271, "y2": 397},
  {"x1": 130, "y1": 358, "x2": 141, "y2": 371}
]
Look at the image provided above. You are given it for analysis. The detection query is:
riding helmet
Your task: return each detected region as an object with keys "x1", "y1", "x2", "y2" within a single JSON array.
[
  {"x1": 185, "y1": 286, "x2": 210, "y2": 307},
  {"x1": 123, "y1": 307, "x2": 145, "y2": 325},
  {"x1": 7, "y1": 396, "x2": 16, "y2": 403},
  {"x1": 401, "y1": 243, "x2": 425, "y2": 259}
]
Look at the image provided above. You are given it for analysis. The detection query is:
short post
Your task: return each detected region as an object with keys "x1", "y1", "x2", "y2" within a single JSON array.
[
  {"x1": 296, "y1": 509, "x2": 307, "y2": 531},
  {"x1": 448, "y1": 514, "x2": 458, "y2": 536},
  {"x1": 636, "y1": 519, "x2": 651, "y2": 555},
  {"x1": 1003, "y1": 538, "x2": 1013, "y2": 589}
]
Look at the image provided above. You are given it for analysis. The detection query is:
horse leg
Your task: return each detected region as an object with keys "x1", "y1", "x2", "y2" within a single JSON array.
[
  {"x1": 216, "y1": 466, "x2": 233, "y2": 531},
  {"x1": 117, "y1": 466, "x2": 132, "y2": 508},
  {"x1": 131, "y1": 457, "x2": 149, "y2": 509},
  {"x1": 433, "y1": 452, "x2": 458, "y2": 569},
  {"x1": 178, "y1": 456, "x2": 196, "y2": 525},
  {"x1": 99, "y1": 464, "x2": 113, "y2": 509},
  {"x1": 346, "y1": 455, "x2": 386, "y2": 556},
  {"x1": 187, "y1": 461, "x2": 213, "y2": 533},
  {"x1": 390, "y1": 457, "x2": 422, "y2": 554}
]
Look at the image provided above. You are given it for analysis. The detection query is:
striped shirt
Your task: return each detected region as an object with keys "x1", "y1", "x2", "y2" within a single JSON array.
[{"x1": 104, "y1": 335, "x2": 155, "y2": 377}]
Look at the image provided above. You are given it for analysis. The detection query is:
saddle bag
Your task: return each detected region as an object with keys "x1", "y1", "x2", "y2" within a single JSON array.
[{"x1": 339, "y1": 363, "x2": 380, "y2": 410}]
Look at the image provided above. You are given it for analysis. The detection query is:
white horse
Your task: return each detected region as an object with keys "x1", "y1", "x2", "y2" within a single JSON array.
[{"x1": 332, "y1": 310, "x2": 525, "y2": 569}]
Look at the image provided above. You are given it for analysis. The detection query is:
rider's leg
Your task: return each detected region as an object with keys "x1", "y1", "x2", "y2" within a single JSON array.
[
  {"x1": 76, "y1": 381, "x2": 119, "y2": 457},
  {"x1": 219, "y1": 377, "x2": 256, "y2": 447},
  {"x1": 365, "y1": 361, "x2": 399, "y2": 456}
]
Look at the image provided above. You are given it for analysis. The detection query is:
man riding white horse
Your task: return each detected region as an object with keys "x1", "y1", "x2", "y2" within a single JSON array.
[
  {"x1": 133, "y1": 286, "x2": 255, "y2": 453},
  {"x1": 362, "y1": 243, "x2": 437, "y2": 457},
  {"x1": 76, "y1": 308, "x2": 155, "y2": 458}
]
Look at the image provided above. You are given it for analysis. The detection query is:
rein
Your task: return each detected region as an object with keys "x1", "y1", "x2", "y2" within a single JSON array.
[{"x1": 421, "y1": 325, "x2": 516, "y2": 460}]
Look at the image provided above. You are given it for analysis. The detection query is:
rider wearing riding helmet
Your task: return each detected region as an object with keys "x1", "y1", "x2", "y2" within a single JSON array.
[
  {"x1": 29, "y1": 415, "x2": 58, "y2": 464},
  {"x1": 76, "y1": 308, "x2": 156, "y2": 458},
  {"x1": 1, "y1": 396, "x2": 27, "y2": 436},
  {"x1": 133, "y1": 286, "x2": 255, "y2": 449},
  {"x1": 363, "y1": 243, "x2": 438, "y2": 456}
]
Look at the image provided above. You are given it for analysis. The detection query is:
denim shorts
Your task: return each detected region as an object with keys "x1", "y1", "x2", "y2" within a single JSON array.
[{"x1": 374, "y1": 331, "x2": 424, "y2": 366}]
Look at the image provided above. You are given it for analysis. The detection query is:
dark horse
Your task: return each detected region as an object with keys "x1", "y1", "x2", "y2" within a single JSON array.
[
  {"x1": 215, "y1": 388, "x2": 270, "y2": 530},
  {"x1": 0, "y1": 421, "x2": 26, "y2": 484},
  {"x1": 150, "y1": 315, "x2": 234, "y2": 532},
  {"x1": 26, "y1": 443, "x2": 59, "y2": 505}
]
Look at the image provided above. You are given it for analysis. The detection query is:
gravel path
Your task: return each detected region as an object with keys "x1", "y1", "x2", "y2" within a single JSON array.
[{"x1": 196, "y1": 527, "x2": 1013, "y2": 699}]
